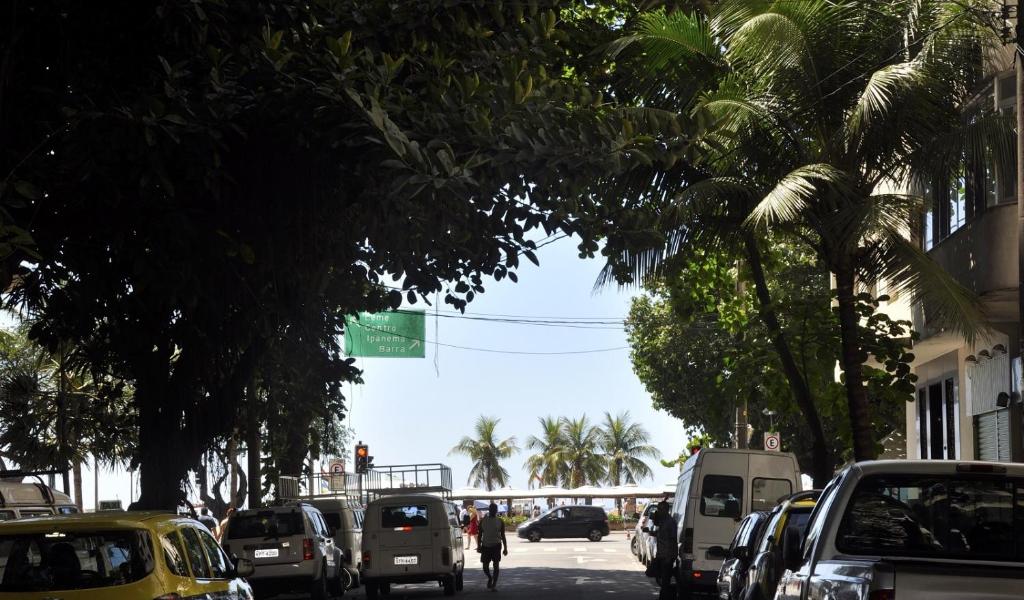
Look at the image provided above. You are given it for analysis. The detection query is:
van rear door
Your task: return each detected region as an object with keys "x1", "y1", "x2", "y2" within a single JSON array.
[
  {"x1": 377, "y1": 502, "x2": 436, "y2": 573},
  {"x1": 691, "y1": 452, "x2": 748, "y2": 573}
]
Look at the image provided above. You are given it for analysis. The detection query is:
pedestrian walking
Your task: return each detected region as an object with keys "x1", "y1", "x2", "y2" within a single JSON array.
[
  {"x1": 652, "y1": 500, "x2": 677, "y2": 600},
  {"x1": 478, "y1": 502, "x2": 508, "y2": 591},
  {"x1": 466, "y1": 506, "x2": 480, "y2": 550},
  {"x1": 197, "y1": 507, "x2": 218, "y2": 532},
  {"x1": 216, "y1": 507, "x2": 235, "y2": 542},
  {"x1": 532, "y1": 505, "x2": 541, "y2": 518}
]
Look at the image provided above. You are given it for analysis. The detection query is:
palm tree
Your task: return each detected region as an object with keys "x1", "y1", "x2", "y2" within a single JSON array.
[
  {"x1": 601, "y1": 411, "x2": 659, "y2": 486},
  {"x1": 523, "y1": 416, "x2": 566, "y2": 488},
  {"x1": 560, "y1": 416, "x2": 605, "y2": 489},
  {"x1": 608, "y1": 0, "x2": 1007, "y2": 462},
  {"x1": 449, "y1": 416, "x2": 519, "y2": 491}
]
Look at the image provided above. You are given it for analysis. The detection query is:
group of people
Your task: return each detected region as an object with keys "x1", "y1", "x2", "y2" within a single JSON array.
[{"x1": 459, "y1": 503, "x2": 509, "y2": 591}]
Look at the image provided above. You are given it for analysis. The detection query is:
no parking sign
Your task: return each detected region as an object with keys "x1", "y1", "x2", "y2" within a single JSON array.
[{"x1": 764, "y1": 432, "x2": 781, "y2": 452}]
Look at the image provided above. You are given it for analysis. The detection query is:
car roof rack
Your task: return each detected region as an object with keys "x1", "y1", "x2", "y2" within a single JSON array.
[{"x1": 363, "y1": 464, "x2": 453, "y2": 501}]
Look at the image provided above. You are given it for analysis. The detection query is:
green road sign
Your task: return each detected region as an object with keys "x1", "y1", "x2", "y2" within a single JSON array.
[{"x1": 344, "y1": 310, "x2": 426, "y2": 358}]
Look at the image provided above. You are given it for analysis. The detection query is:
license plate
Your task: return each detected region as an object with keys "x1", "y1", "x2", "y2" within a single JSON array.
[
  {"x1": 254, "y1": 548, "x2": 279, "y2": 559},
  {"x1": 394, "y1": 555, "x2": 418, "y2": 565}
]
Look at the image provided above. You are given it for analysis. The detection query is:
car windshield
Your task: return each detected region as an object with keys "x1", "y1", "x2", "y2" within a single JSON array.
[
  {"x1": 228, "y1": 510, "x2": 304, "y2": 538},
  {"x1": 0, "y1": 529, "x2": 155, "y2": 591},
  {"x1": 837, "y1": 475, "x2": 1024, "y2": 560},
  {"x1": 382, "y1": 505, "x2": 429, "y2": 528}
]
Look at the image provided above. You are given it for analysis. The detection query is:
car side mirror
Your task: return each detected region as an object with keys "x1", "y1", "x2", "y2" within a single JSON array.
[
  {"x1": 233, "y1": 557, "x2": 256, "y2": 578},
  {"x1": 706, "y1": 545, "x2": 729, "y2": 560},
  {"x1": 782, "y1": 527, "x2": 803, "y2": 570}
]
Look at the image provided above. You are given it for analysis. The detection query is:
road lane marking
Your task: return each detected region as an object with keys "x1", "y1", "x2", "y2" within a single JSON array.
[
  {"x1": 544, "y1": 547, "x2": 558, "y2": 552},
  {"x1": 603, "y1": 548, "x2": 618, "y2": 553},
  {"x1": 574, "y1": 556, "x2": 608, "y2": 564},
  {"x1": 573, "y1": 547, "x2": 587, "y2": 552}
]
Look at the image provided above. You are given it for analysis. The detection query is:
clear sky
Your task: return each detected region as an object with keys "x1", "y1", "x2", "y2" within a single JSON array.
[
  {"x1": 8, "y1": 236, "x2": 687, "y2": 509},
  {"x1": 348, "y1": 235, "x2": 685, "y2": 492}
]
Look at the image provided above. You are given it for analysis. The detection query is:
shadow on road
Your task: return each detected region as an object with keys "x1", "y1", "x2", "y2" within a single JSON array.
[{"x1": 345, "y1": 566, "x2": 658, "y2": 599}]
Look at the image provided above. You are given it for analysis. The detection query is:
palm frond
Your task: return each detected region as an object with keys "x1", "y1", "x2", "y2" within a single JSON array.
[{"x1": 745, "y1": 164, "x2": 847, "y2": 226}]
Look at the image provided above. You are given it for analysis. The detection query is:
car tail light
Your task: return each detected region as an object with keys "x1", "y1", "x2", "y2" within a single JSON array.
[
  {"x1": 362, "y1": 550, "x2": 371, "y2": 569},
  {"x1": 441, "y1": 546, "x2": 451, "y2": 566},
  {"x1": 692, "y1": 571, "x2": 703, "y2": 579},
  {"x1": 303, "y1": 538, "x2": 314, "y2": 561},
  {"x1": 869, "y1": 591, "x2": 895, "y2": 600}
]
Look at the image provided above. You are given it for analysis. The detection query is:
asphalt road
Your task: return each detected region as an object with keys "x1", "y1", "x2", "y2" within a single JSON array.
[{"x1": 345, "y1": 531, "x2": 657, "y2": 600}]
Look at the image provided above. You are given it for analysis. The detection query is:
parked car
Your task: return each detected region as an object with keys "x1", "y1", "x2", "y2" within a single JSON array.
[
  {"x1": 711, "y1": 491, "x2": 819, "y2": 600},
  {"x1": 633, "y1": 503, "x2": 659, "y2": 564},
  {"x1": 0, "y1": 472, "x2": 78, "y2": 520},
  {"x1": 360, "y1": 493, "x2": 465, "y2": 598},
  {"x1": 0, "y1": 511, "x2": 254, "y2": 600},
  {"x1": 712, "y1": 510, "x2": 770, "y2": 600},
  {"x1": 308, "y1": 497, "x2": 364, "y2": 589},
  {"x1": 776, "y1": 460, "x2": 1024, "y2": 600},
  {"x1": 222, "y1": 502, "x2": 345, "y2": 599},
  {"x1": 668, "y1": 448, "x2": 801, "y2": 598},
  {"x1": 516, "y1": 505, "x2": 610, "y2": 542},
  {"x1": 738, "y1": 490, "x2": 817, "y2": 600}
]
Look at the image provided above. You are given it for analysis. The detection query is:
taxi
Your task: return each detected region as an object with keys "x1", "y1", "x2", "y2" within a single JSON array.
[
  {"x1": 736, "y1": 490, "x2": 820, "y2": 600},
  {"x1": 0, "y1": 511, "x2": 254, "y2": 599}
]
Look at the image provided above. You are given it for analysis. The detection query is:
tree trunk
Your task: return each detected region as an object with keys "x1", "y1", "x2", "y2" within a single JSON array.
[
  {"x1": 744, "y1": 235, "x2": 833, "y2": 486},
  {"x1": 227, "y1": 433, "x2": 238, "y2": 508},
  {"x1": 246, "y1": 380, "x2": 262, "y2": 509},
  {"x1": 835, "y1": 265, "x2": 877, "y2": 461},
  {"x1": 72, "y1": 461, "x2": 83, "y2": 511},
  {"x1": 134, "y1": 381, "x2": 186, "y2": 510}
]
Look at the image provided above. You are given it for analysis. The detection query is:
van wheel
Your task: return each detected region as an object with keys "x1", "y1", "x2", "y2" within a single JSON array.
[
  {"x1": 333, "y1": 568, "x2": 352, "y2": 594},
  {"x1": 587, "y1": 529, "x2": 603, "y2": 542},
  {"x1": 365, "y1": 582, "x2": 379, "y2": 600},
  {"x1": 443, "y1": 575, "x2": 456, "y2": 596},
  {"x1": 528, "y1": 530, "x2": 542, "y2": 543},
  {"x1": 380, "y1": 582, "x2": 391, "y2": 595},
  {"x1": 455, "y1": 568, "x2": 464, "y2": 591}
]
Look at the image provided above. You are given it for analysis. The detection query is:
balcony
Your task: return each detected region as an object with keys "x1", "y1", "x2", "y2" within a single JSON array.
[{"x1": 913, "y1": 203, "x2": 1019, "y2": 354}]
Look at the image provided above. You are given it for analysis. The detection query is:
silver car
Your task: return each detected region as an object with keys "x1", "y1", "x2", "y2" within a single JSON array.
[{"x1": 223, "y1": 502, "x2": 345, "y2": 599}]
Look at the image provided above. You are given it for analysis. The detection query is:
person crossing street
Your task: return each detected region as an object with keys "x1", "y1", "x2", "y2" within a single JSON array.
[{"x1": 478, "y1": 502, "x2": 508, "y2": 591}]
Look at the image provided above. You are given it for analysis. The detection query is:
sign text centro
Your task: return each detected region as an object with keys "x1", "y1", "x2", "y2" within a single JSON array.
[{"x1": 344, "y1": 310, "x2": 426, "y2": 358}]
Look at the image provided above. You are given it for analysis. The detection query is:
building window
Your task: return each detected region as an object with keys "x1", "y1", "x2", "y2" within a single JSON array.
[{"x1": 917, "y1": 375, "x2": 958, "y2": 459}]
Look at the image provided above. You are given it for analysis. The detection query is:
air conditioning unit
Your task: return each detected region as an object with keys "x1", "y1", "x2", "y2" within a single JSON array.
[{"x1": 278, "y1": 476, "x2": 300, "y2": 500}]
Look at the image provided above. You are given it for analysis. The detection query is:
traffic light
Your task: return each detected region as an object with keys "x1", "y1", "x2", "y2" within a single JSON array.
[{"x1": 355, "y1": 443, "x2": 369, "y2": 474}]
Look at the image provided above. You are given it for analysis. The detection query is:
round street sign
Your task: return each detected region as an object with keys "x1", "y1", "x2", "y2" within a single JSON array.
[
  {"x1": 328, "y1": 459, "x2": 345, "y2": 491},
  {"x1": 764, "y1": 432, "x2": 781, "y2": 452}
]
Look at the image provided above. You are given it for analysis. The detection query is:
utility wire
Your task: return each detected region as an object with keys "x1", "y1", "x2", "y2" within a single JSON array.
[{"x1": 347, "y1": 321, "x2": 630, "y2": 355}]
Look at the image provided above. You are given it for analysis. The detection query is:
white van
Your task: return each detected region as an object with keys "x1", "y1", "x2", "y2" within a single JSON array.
[
  {"x1": 360, "y1": 493, "x2": 465, "y2": 598},
  {"x1": 667, "y1": 448, "x2": 801, "y2": 597},
  {"x1": 308, "y1": 496, "x2": 364, "y2": 589},
  {"x1": 0, "y1": 477, "x2": 78, "y2": 520}
]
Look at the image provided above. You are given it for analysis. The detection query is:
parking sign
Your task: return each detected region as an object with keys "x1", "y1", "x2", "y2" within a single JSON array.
[
  {"x1": 764, "y1": 432, "x2": 781, "y2": 452},
  {"x1": 328, "y1": 459, "x2": 345, "y2": 491}
]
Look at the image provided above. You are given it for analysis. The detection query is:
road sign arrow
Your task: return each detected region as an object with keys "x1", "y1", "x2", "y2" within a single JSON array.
[{"x1": 409, "y1": 339, "x2": 421, "y2": 350}]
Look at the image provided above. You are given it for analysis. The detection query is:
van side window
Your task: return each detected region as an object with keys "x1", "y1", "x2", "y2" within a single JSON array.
[
  {"x1": 354, "y1": 510, "x2": 365, "y2": 529},
  {"x1": 752, "y1": 478, "x2": 793, "y2": 511},
  {"x1": 323, "y1": 512, "x2": 342, "y2": 532},
  {"x1": 701, "y1": 475, "x2": 743, "y2": 518}
]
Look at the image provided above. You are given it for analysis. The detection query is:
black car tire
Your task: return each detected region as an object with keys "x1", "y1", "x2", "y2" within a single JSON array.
[
  {"x1": 380, "y1": 582, "x2": 391, "y2": 595},
  {"x1": 528, "y1": 530, "x2": 542, "y2": 542},
  {"x1": 365, "y1": 582, "x2": 379, "y2": 600},
  {"x1": 311, "y1": 563, "x2": 329, "y2": 600},
  {"x1": 443, "y1": 575, "x2": 456, "y2": 596},
  {"x1": 587, "y1": 528, "x2": 603, "y2": 542}
]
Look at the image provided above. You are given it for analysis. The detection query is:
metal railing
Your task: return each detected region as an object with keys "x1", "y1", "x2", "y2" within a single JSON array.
[{"x1": 364, "y1": 463, "x2": 453, "y2": 500}]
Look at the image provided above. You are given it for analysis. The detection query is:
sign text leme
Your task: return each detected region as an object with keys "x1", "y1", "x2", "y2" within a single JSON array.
[{"x1": 344, "y1": 310, "x2": 426, "y2": 358}]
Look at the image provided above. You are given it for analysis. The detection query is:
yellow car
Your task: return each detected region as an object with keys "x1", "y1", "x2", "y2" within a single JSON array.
[{"x1": 0, "y1": 511, "x2": 255, "y2": 599}]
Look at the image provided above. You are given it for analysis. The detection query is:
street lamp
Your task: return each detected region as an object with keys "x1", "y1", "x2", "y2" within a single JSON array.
[{"x1": 762, "y1": 408, "x2": 777, "y2": 431}]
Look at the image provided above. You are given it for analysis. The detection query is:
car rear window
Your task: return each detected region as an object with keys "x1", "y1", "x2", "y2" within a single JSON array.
[
  {"x1": 382, "y1": 505, "x2": 429, "y2": 528},
  {"x1": 837, "y1": 475, "x2": 1024, "y2": 560},
  {"x1": 752, "y1": 478, "x2": 793, "y2": 511},
  {"x1": 0, "y1": 529, "x2": 155, "y2": 591},
  {"x1": 227, "y1": 510, "x2": 304, "y2": 539}
]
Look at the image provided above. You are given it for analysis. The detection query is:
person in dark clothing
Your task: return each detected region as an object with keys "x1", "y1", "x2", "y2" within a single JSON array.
[
  {"x1": 197, "y1": 507, "x2": 219, "y2": 532},
  {"x1": 653, "y1": 500, "x2": 678, "y2": 598}
]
